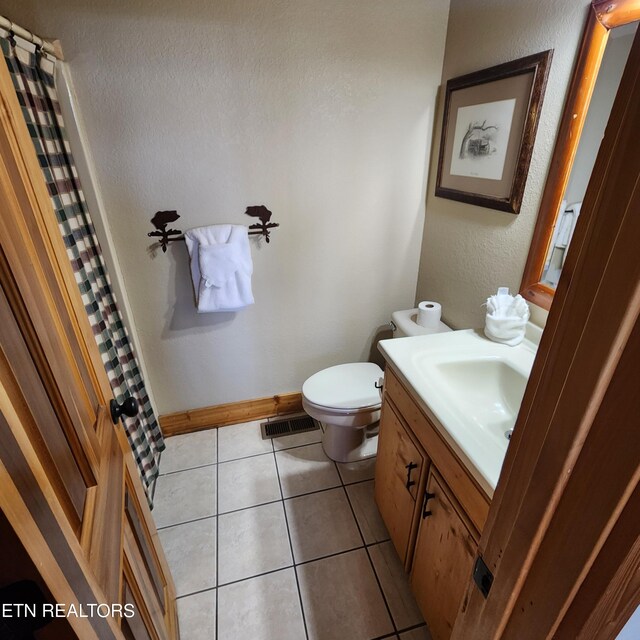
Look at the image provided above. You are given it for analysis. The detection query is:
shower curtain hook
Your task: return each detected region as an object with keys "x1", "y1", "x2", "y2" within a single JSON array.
[
  {"x1": 34, "y1": 38, "x2": 45, "y2": 59},
  {"x1": 7, "y1": 23, "x2": 17, "y2": 47}
]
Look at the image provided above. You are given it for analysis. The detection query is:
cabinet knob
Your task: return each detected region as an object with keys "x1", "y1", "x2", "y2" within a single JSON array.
[
  {"x1": 110, "y1": 396, "x2": 138, "y2": 424},
  {"x1": 405, "y1": 462, "x2": 418, "y2": 489},
  {"x1": 422, "y1": 491, "x2": 435, "y2": 519}
]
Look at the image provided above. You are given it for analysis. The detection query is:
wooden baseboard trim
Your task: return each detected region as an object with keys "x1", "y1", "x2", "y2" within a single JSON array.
[{"x1": 159, "y1": 392, "x2": 304, "y2": 437}]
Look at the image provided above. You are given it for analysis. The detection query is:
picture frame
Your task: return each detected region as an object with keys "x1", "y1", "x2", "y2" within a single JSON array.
[{"x1": 435, "y1": 50, "x2": 553, "y2": 214}]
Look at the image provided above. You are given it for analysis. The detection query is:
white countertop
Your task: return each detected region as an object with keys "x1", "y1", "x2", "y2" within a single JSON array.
[{"x1": 378, "y1": 326, "x2": 539, "y2": 496}]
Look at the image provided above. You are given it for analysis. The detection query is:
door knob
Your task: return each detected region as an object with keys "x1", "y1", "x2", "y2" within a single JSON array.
[{"x1": 110, "y1": 396, "x2": 138, "y2": 424}]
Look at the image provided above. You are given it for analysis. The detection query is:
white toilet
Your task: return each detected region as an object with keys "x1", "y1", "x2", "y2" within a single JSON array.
[{"x1": 302, "y1": 308, "x2": 451, "y2": 462}]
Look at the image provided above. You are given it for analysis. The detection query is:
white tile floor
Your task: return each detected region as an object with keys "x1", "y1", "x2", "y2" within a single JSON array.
[{"x1": 154, "y1": 418, "x2": 432, "y2": 640}]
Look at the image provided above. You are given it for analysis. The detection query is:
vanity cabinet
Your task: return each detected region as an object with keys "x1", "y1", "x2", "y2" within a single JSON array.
[
  {"x1": 374, "y1": 367, "x2": 490, "y2": 640},
  {"x1": 374, "y1": 401, "x2": 428, "y2": 568},
  {"x1": 411, "y1": 469, "x2": 478, "y2": 640}
]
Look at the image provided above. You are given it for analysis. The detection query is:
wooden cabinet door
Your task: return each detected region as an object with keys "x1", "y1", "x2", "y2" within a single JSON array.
[
  {"x1": 411, "y1": 470, "x2": 478, "y2": 640},
  {"x1": 375, "y1": 400, "x2": 427, "y2": 567}
]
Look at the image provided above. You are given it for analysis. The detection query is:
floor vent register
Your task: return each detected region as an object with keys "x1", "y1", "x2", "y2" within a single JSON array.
[{"x1": 260, "y1": 414, "x2": 320, "y2": 439}]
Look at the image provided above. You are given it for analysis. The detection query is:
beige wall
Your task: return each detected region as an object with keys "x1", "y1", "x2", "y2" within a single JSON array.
[
  {"x1": 0, "y1": 0, "x2": 449, "y2": 413},
  {"x1": 416, "y1": 0, "x2": 592, "y2": 330}
]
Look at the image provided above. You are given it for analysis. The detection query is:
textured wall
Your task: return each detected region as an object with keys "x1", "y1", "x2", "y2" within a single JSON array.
[
  {"x1": 416, "y1": 0, "x2": 591, "y2": 330},
  {"x1": 0, "y1": 0, "x2": 449, "y2": 413}
]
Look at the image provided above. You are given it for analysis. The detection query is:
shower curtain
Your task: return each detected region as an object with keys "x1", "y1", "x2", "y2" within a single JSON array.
[{"x1": 1, "y1": 34, "x2": 165, "y2": 498}]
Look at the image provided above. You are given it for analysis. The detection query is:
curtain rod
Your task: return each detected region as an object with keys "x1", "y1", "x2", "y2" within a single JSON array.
[{"x1": 0, "y1": 15, "x2": 63, "y2": 60}]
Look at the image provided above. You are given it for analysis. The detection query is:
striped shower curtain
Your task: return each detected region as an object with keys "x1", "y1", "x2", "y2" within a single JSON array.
[{"x1": 1, "y1": 34, "x2": 165, "y2": 497}]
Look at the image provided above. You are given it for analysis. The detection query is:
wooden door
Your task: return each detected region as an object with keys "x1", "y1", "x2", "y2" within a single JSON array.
[
  {"x1": 0, "y1": 42, "x2": 177, "y2": 640},
  {"x1": 411, "y1": 470, "x2": 478, "y2": 640},
  {"x1": 452, "y1": 17, "x2": 640, "y2": 640},
  {"x1": 375, "y1": 399, "x2": 428, "y2": 567}
]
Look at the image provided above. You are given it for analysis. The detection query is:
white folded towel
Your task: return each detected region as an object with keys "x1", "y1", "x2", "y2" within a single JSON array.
[
  {"x1": 184, "y1": 225, "x2": 254, "y2": 312},
  {"x1": 561, "y1": 202, "x2": 581, "y2": 266},
  {"x1": 484, "y1": 287, "x2": 530, "y2": 346}
]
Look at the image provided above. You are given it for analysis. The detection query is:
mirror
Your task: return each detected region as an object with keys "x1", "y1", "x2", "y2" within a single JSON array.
[
  {"x1": 520, "y1": 0, "x2": 640, "y2": 309},
  {"x1": 540, "y1": 21, "x2": 637, "y2": 289}
]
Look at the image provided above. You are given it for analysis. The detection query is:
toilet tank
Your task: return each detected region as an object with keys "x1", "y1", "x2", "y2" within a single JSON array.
[{"x1": 391, "y1": 308, "x2": 452, "y2": 338}]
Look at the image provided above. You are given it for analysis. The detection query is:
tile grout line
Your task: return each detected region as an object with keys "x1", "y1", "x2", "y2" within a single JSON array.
[
  {"x1": 294, "y1": 544, "x2": 365, "y2": 568},
  {"x1": 216, "y1": 496, "x2": 285, "y2": 518},
  {"x1": 162, "y1": 423, "x2": 402, "y2": 638},
  {"x1": 156, "y1": 476, "x2": 376, "y2": 531},
  {"x1": 174, "y1": 585, "x2": 216, "y2": 601},
  {"x1": 156, "y1": 513, "x2": 217, "y2": 532},
  {"x1": 158, "y1": 459, "x2": 218, "y2": 477},
  {"x1": 363, "y1": 543, "x2": 399, "y2": 636},
  {"x1": 339, "y1": 460, "x2": 399, "y2": 636},
  {"x1": 281, "y1": 482, "x2": 343, "y2": 503},
  {"x1": 179, "y1": 540, "x2": 399, "y2": 598},
  {"x1": 271, "y1": 437, "x2": 324, "y2": 454},
  {"x1": 215, "y1": 428, "x2": 219, "y2": 640},
  {"x1": 158, "y1": 414, "x2": 317, "y2": 474},
  {"x1": 158, "y1": 430, "x2": 323, "y2": 477},
  {"x1": 372, "y1": 621, "x2": 430, "y2": 639},
  {"x1": 273, "y1": 445, "x2": 310, "y2": 640},
  {"x1": 178, "y1": 539, "x2": 400, "y2": 600},
  {"x1": 215, "y1": 564, "x2": 296, "y2": 590},
  {"x1": 217, "y1": 448, "x2": 275, "y2": 465},
  {"x1": 397, "y1": 622, "x2": 430, "y2": 635}
]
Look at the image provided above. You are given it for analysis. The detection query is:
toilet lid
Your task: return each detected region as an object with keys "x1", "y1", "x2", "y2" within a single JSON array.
[{"x1": 302, "y1": 363, "x2": 384, "y2": 410}]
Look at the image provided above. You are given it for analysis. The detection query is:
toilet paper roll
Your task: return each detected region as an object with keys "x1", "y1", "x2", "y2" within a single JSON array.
[{"x1": 417, "y1": 301, "x2": 442, "y2": 330}]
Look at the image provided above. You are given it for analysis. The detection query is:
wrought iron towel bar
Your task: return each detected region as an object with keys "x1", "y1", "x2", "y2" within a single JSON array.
[{"x1": 147, "y1": 206, "x2": 279, "y2": 252}]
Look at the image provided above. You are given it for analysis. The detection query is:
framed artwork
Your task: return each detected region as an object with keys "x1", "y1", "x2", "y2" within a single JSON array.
[{"x1": 435, "y1": 50, "x2": 552, "y2": 214}]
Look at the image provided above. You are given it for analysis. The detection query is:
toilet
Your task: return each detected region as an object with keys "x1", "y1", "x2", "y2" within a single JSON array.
[{"x1": 302, "y1": 308, "x2": 451, "y2": 462}]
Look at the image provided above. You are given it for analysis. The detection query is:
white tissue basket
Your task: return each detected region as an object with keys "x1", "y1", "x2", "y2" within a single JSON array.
[{"x1": 484, "y1": 289, "x2": 530, "y2": 347}]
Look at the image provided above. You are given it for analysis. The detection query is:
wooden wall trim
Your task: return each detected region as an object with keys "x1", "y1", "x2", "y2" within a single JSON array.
[
  {"x1": 520, "y1": 0, "x2": 640, "y2": 310},
  {"x1": 593, "y1": 0, "x2": 640, "y2": 28},
  {"x1": 159, "y1": 392, "x2": 304, "y2": 437},
  {"x1": 519, "y1": 7, "x2": 608, "y2": 310}
]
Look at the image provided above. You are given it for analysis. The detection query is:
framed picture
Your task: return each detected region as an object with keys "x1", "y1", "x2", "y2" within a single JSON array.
[{"x1": 435, "y1": 50, "x2": 552, "y2": 214}]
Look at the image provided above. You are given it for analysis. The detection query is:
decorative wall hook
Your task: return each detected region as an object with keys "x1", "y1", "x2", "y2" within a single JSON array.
[
  {"x1": 147, "y1": 206, "x2": 279, "y2": 252},
  {"x1": 245, "y1": 205, "x2": 279, "y2": 243},
  {"x1": 147, "y1": 210, "x2": 184, "y2": 252}
]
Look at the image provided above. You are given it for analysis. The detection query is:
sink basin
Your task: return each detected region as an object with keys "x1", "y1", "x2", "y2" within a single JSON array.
[
  {"x1": 419, "y1": 357, "x2": 528, "y2": 441},
  {"x1": 378, "y1": 328, "x2": 539, "y2": 494}
]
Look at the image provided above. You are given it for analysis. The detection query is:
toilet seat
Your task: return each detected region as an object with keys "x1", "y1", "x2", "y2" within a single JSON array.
[
  {"x1": 302, "y1": 362, "x2": 383, "y2": 461},
  {"x1": 302, "y1": 362, "x2": 383, "y2": 411}
]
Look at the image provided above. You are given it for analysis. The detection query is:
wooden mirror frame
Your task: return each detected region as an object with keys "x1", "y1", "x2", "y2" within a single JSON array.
[{"x1": 520, "y1": 0, "x2": 640, "y2": 310}]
